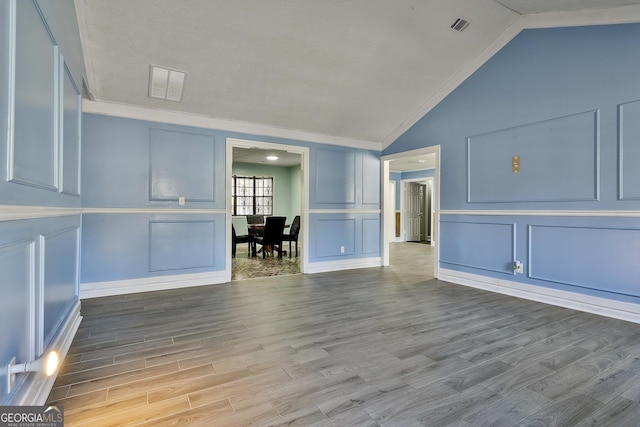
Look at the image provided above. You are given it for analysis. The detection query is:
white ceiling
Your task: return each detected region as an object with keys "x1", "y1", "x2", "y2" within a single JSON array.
[
  {"x1": 75, "y1": 0, "x2": 640, "y2": 150},
  {"x1": 389, "y1": 154, "x2": 436, "y2": 173},
  {"x1": 233, "y1": 147, "x2": 301, "y2": 168}
]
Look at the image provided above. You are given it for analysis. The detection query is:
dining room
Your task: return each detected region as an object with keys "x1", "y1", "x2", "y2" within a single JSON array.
[{"x1": 230, "y1": 146, "x2": 303, "y2": 280}]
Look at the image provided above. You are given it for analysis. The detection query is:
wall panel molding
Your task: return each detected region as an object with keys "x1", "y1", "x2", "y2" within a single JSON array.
[
  {"x1": 82, "y1": 207, "x2": 226, "y2": 215},
  {"x1": 315, "y1": 218, "x2": 356, "y2": 257},
  {"x1": 618, "y1": 99, "x2": 640, "y2": 200},
  {"x1": 149, "y1": 128, "x2": 216, "y2": 202},
  {"x1": 528, "y1": 224, "x2": 640, "y2": 298},
  {"x1": 362, "y1": 152, "x2": 381, "y2": 206},
  {"x1": 440, "y1": 220, "x2": 515, "y2": 274},
  {"x1": 467, "y1": 110, "x2": 599, "y2": 203},
  {"x1": 60, "y1": 60, "x2": 81, "y2": 196},
  {"x1": 9, "y1": 0, "x2": 59, "y2": 191},
  {"x1": 308, "y1": 209, "x2": 381, "y2": 214},
  {"x1": 41, "y1": 225, "x2": 79, "y2": 348},
  {"x1": 0, "y1": 205, "x2": 82, "y2": 221},
  {"x1": 0, "y1": 239, "x2": 35, "y2": 372},
  {"x1": 362, "y1": 218, "x2": 381, "y2": 255},
  {"x1": 314, "y1": 148, "x2": 356, "y2": 205},
  {"x1": 440, "y1": 209, "x2": 640, "y2": 217},
  {"x1": 148, "y1": 220, "x2": 216, "y2": 272}
]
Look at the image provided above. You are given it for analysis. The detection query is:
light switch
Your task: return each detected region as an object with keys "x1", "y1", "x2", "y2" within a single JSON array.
[{"x1": 512, "y1": 156, "x2": 520, "y2": 173}]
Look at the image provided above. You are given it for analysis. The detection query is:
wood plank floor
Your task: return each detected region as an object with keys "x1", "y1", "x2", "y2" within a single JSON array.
[{"x1": 47, "y1": 243, "x2": 640, "y2": 426}]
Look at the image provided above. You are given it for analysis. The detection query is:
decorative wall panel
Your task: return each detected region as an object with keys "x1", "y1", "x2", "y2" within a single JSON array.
[
  {"x1": 60, "y1": 63, "x2": 81, "y2": 196},
  {"x1": 10, "y1": 0, "x2": 57, "y2": 190},
  {"x1": 314, "y1": 148, "x2": 356, "y2": 205},
  {"x1": 315, "y1": 218, "x2": 356, "y2": 257},
  {"x1": 362, "y1": 152, "x2": 380, "y2": 206},
  {"x1": 149, "y1": 129, "x2": 215, "y2": 202},
  {"x1": 467, "y1": 110, "x2": 599, "y2": 203},
  {"x1": 440, "y1": 220, "x2": 515, "y2": 274},
  {"x1": 529, "y1": 224, "x2": 640, "y2": 297},
  {"x1": 149, "y1": 220, "x2": 216, "y2": 272},
  {"x1": 42, "y1": 226, "x2": 78, "y2": 346},
  {"x1": 0, "y1": 240, "x2": 34, "y2": 367},
  {"x1": 619, "y1": 100, "x2": 640, "y2": 200},
  {"x1": 362, "y1": 217, "x2": 380, "y2": 254}
]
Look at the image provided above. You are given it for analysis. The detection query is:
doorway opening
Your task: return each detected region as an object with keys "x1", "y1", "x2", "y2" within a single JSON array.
[
  {"x1": 401, "y1": 177, "x2": 434, "y2": 244},
  {"x1": 225, "y1": 138, "x2": 310, "y2": 282},
  {"x1": 381, "y1": 146, "x2": 440, "y2": 279}
]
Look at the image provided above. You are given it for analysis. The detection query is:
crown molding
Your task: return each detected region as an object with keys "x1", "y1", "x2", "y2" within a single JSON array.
[
  {"x1": 82, "y1": 100, "x2": 381, "y2": 152},
  {"x1": 382, "y1": 6, "x2": 640, "y2": 150}
]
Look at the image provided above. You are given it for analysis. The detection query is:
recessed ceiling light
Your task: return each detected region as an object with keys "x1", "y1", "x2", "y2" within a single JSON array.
[
  {"x1": 266, "y1": 155, "x2": 279, "y2": 161},
  {"x1": 149, "y1": 65, "x2": 186, "y2": 102}
]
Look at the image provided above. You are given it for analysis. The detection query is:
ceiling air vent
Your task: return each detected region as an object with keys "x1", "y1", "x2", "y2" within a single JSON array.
[
  {"x1": 148, "y1": 65, "x2": 186, "y2": 102},
  {"x1": 450, "y1": 18, "x2": 470, "y2": 33}
]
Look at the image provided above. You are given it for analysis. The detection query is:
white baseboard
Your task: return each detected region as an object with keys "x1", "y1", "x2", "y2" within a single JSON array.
[
  {"x1": 80, "y1": 271, "x2": 227, "y2": 299},
  {"x1": 11, "y1": 301, "x2": 82, "y2": 406},
  {"x1": 439, "y1": 268, "x2": 640, "y2": 324},
  {"x1": 305, "y1": 257, "x2": 381, "y2": 274}
]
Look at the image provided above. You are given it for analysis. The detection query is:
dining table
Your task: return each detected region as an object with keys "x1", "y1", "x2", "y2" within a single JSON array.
[{"x1": 249, "y1": 223, "x2": 290, "y2": 256}]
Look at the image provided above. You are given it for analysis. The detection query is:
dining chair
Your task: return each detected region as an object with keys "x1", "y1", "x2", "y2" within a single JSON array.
[
  {"x1": 281, "y1": 215, "x2": 300, "y2": 257},
  {"x1": 232, "y1": 216, "x2": 255, "y2": 257},
  {"x1": 254, "y1": 216, "x2": 286, "y2": 258},
  {"x1": 246, "y1": 215, "x2": 265, "y2": 238},
  {"x1": 246, "y1": 215, "x2": 264, "y2": 225}
]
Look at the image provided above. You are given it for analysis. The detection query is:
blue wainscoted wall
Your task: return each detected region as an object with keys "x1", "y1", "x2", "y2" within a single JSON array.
[
  {"x1": 467, "y1": 110, "x2": 599, "y2": 203},
  {"x1": 439, "y1": 220, "x2": 516, "y2": 275},
  {"x1": 308, "y1": 213, "x2": 381, "y2": 262},
  {"x1": 0, "y1": 0, "x2": 83, "y2": 403},
  {"x1": 385, "y1": 23, "x2": 640, "y2": 314},
  {"x1": 308, "y1": 146, "x2": 381, "y2": 268},
  {"x1": 309, "y1": 146, "x2": 380, "y2": 210},
  {"x1": 81, "y1": 113, "x2": 382, "y2": 289},
  {"x1": 441, "y1": 214, "x2": 640, "y2": 304},
  {"x1": 149, "y1": 129, "x2": 218, "y2": 203},
  {"x1": 80, "y1": 115, "x2": 228, "y2": 294}
]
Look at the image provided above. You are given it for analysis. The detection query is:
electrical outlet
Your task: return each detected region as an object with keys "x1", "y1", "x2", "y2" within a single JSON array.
[
  {"x1": 340, "y1": 245, "x2": 345, "y2": 254},
  {"x1": 514, "y1": 260, "x2": 523, "y2": 274},
  {"x1": 178, "y1": 196, "x2": 186, "y2": 206}
]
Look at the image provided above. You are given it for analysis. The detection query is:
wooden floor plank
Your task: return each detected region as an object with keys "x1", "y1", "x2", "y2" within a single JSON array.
[{"x1": 47, "y1": 243, "x2": 640, "y2": 426}]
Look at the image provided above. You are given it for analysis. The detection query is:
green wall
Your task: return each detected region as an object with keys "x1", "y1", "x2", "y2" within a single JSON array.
[{"x1": 232, "y1": 162, "x2": 301, "y2": 223}]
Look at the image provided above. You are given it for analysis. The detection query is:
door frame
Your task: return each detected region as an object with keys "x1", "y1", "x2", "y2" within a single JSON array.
[
  {"x1": 225, "y1": 138, "x2": 310, "y2": 281},
  {"x1": 381, "y1": 145, "x2": 440, "y2": 278}
]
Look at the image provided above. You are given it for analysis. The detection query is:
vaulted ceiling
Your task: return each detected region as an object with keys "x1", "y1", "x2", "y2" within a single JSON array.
[{"x1": 75, "y1": 0, "x2": 640, "y2": 150}]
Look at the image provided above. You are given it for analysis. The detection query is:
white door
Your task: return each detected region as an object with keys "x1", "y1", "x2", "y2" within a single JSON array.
[{"x1": 405, "y1": 182, "x2": 423, "y2": 242}]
